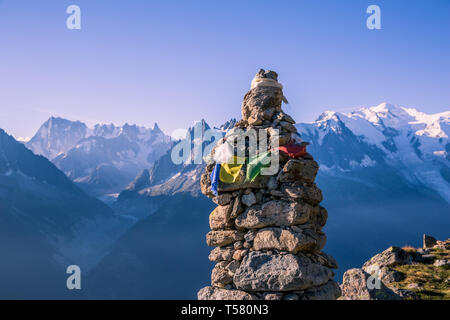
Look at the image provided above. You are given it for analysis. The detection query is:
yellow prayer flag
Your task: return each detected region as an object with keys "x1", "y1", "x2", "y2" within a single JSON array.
[{"x1": 219, "y1": 156, "x2": 245, "y2": 183}]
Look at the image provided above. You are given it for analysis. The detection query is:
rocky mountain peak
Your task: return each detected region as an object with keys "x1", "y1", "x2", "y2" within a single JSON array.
[
  {"x1": 27, "y1": 116, "x2": 88, "y2": 160},
  {"x1": 152, "y1": 122, "x2": 162, "y2": 133},
  {"x1": 370, "y1": 102, "x2": 403, "y2": 113},
  {"x1": 218, "y1": 118, "x2": 237, "y2": 132},
  {"x1": 126, "y1": 169, "x2": 151, "y2": 192},
  {"x1": 316, "y1": 111, "x2": 343, "y2": 128}
]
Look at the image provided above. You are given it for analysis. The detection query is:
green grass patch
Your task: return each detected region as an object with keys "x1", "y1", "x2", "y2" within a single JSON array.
[{"x1": 391, "y1": 263, "x2": 450, "y2": 300}]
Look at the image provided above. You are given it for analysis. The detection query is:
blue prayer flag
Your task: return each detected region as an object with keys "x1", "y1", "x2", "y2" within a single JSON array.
[{"x1": 210, "y1": 163, "x2": 221, "y2": 196}]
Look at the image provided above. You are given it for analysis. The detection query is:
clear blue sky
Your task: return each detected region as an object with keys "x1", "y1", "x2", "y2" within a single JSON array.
[{"x1": 0, "y1": 0, "x2": 449, "y2": 139}]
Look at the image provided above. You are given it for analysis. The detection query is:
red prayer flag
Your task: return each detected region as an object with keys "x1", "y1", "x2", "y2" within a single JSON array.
[{"x1": 279, "y1": 141, "x2": 307, "y2": 158}]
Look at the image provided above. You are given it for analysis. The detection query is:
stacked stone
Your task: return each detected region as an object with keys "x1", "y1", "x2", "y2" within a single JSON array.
[{"x1": 198, "y1": 69, "x2": 341, "y2": 300}]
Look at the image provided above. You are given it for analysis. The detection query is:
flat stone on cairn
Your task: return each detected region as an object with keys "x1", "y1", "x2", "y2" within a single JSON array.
[{"x1": 198, "y1": 69, "x2": 341, "y2": 300}]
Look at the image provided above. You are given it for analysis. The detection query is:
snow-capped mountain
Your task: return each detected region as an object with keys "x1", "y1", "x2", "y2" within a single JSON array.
[
  {"x1": 27, "y1": 117, "x2": 88, "y2": 160},
  {"x1": 296, "y1": 103, "x2": 450, "y2": 203},
  {"x1": 114, "y1": 119, "x2": 218, "y2": 218},
  {"x1": 116, "y1": 103, "x2": 450, "y2": 206},
  {"x1": 26, "y1": 117, "x2": 172, "y2": 197}
]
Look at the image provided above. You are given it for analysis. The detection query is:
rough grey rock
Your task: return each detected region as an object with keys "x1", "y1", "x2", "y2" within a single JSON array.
[
  {"x1": 340, "y1": 268, "x2": 372, "y2": 300},
  {"x1": 362, "y1": 247, "x2": 412, "y2": 274},
  {"x1": 233, "y1": 251, "x2": 333, "y2": 291},
  {"x1": 235, "y1": 200, "x2": 312, "y2": 229},
  {"x1": 420, "y1": 254, "x2": 435, "y2": 262},
  {"x1": 281, "y1": 183, "x2": 323, "y2": 205},
  {"x1": 230, "y1": 197, "x2": 244, "y2": 218},
  {"x1": 227, "y1": 260, "x2": 241, "y2": 274},
  {"x1": 434, "y1": 239, "x2": 450, "y2": 250},
  {"x1": 434, "y1": 259, "x2": 449, "y2": 267},
  {"x1": 267, "y1": 176, "x2": 278, "y2": 190},
  {"x1": 206, "y1": 230, "x2": 245, "y2": 247},
  {"x1": 241, "y1": 192, "x2": 257, "y2": 207},
  {"x1": 423, "y1": 234, "x2": 437, "y2": 249},
  {"x1": 306, "y1": 206, "x2": 328, "y2": 228},
  {"x1": 252, "y1": 227, "x2": 317, "y2": 253},
  {"x1": 232, "y1": 249, "x2": 248, "y2": 261},
  {"x1": 254, "y1": 69, "x2": 278, "y2": 81},
  {"x1": 242, "y1": 86, "x2": 283, "y2": 126},
  {"x1": 198, "y1": 286, "x2": 257, "y2": 300},
  {"x1": 276, "y1": 111, "x2": 295, "y2": 124},
  {"x1": 300, "y1": 280, "x2": 341, "y2": 300},
  {"x1": 209, "y1": 205, "x2": 232, "y2": 230},
  {"x1": 280, "y1": 121, "x2": 297, "y2": 133},
  {"x1": 340, "y1": 268, "x2": 405, "y2": 300},
  {"x1": 234, "y1": 241, "x2": 244, "y2": 250},
  {"x1": 378, "y1": 267, "x2": 404, "y2": 283},
  {"x1": 314, "y1": 252, "x2": 339, "y2": 269},
  {"x1": 213, "y1": 193, "x2": 233, "y2": 206},
  {"x1": 211, "y1": 263, "x2": 233, "y2": 287},
  {"x1": 263, "y1": 292, "x2": 283, "y2": 300},
  {"x1": 208, "y1": 246, "x2": 234, "y2": 262},
  {"x1": 279, "y1": 159, "x2": 319, "y2": 184},
  {"x1": 244, "y1": 230, "x2": 257, "y2": 243},
  {"x1": 407, "y1": 283, "x2": 421, "y2": 289}
]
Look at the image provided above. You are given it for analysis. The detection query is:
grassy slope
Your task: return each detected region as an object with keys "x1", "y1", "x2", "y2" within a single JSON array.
[{"x1": 391, "y1": 248, "x2": 450, "y2": 300}]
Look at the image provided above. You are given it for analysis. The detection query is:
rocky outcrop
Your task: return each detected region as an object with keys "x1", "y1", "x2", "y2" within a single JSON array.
[
  {"x1": 362, "y1": 246, "x2": 413, "y2": 274},
  {"x1": 197, "y1": 69, "x2": 340, "y2": 300},
  {"x1": 341, "y1": 235, "x2": 450, "y2": 300},
  {"x1": 423, "y1": 234, "x2": 437, "y2": 249}
]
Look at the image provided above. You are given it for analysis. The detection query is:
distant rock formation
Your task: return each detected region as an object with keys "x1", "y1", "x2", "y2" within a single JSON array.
[
  {"x1": 341, "y1": 235, "x2": 450, "y2": 300},
  {"x1": 197, "y1": 69, "x2": 340, "y2": 300}
]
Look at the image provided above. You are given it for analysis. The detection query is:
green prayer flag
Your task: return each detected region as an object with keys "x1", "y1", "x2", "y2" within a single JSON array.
[{"x1": 245, "y1": 151, "x2": 272, "y2": 182}]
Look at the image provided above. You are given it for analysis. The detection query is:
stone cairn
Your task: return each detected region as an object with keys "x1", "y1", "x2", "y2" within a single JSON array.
[{"x1": 198, "y1": 69, "x2": 341, "y2": 300}]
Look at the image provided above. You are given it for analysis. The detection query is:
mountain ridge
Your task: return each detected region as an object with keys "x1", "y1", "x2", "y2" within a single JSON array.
[{"x1": 26, "y1": 117, "x2": 173, "y2": 197}]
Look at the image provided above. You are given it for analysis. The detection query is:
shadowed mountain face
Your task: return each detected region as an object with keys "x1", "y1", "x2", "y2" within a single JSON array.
[
  {"x1": 319, "y1": 173, "x2": 450, "y2": 279},
  {"x1": 0, "y1": 129, "x2": 130, "y2": 299},
  {"x1": 86, "y1": 194, "x2": 215, "y2": 299},
  {"x1": 0, "y1": 128, "x2": 111, "y2": 234}
]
